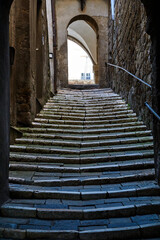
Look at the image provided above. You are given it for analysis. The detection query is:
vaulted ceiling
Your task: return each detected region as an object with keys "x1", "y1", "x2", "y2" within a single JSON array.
[{"x1": 68, "y1": 20, "x2": 97, "y2": 64}]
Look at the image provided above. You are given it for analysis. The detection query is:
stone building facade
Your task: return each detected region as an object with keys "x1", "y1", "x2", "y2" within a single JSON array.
[
  {"x1": 9, "y1": 0, "x2": 51, "y2": 128},
  {"x1": 55, "y1": 0, "x2": 109, "y2": 88},
  {"x1": 108, "y1": 0, "x2": 152, "y2": 129}
]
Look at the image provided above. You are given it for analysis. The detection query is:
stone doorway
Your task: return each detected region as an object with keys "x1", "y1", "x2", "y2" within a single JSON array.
[
  {"x1": 67, "y1": 18, "x2": 98, "y2": 86},
  {"x1": 55, "y1": 0, "x2": 109, "y2": 88}
]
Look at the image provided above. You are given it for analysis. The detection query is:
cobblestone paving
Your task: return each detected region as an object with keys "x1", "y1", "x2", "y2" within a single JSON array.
[{"x1": 0, "y1": 88, "x2": 160, "y2": 239}]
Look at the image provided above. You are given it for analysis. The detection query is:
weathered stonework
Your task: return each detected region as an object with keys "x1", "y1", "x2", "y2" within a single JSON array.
[
  {"x1": 55, "y1": 0, "x2": 109, "y2": 88},
  {"x1": 9, "y1": 0, "x2": 51, "y2": 127},
  {"x1": 108, "y1": 0, "x2": 152, "y2": 129},
  {"x1": 0, "y1": 0, "x2": 13, "y2": 206},
  {"x1": 141, "y1": 0, "x2": 160, "y2": 184}
]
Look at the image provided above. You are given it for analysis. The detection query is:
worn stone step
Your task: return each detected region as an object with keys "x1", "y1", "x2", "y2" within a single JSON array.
[
  {"x1": 45, "y1": 99, "x2": 124, "y2": 105},
  {"x1": 28, "y1": 125, "x2": 146, "y2": 134},
  {"x1": 48, "y1": 99, "x2": 123, "y2": 105},
  {"x1": 14, "y1": 136, "x2": 153, "y2": 148},
  {"x1": 41, "y1": 108, "x2": 130, "y2": 116},
  {"x1": 35, "y1": 111, "x2": 136, "y2": 124},
  {"x1": 43, "y1": 104, "x2": 128, "y2": 113},
  {"x1": 9, "y1": 170, "x2": 155, "y2": 187},
  {"x1": 2, "y1": 88, "x2": 159, "y2": 239},
  {"x1": 37, "y1": 110, "x2": 134, "y2": 120},
  {"x1": 48, "y1": 96, "x2": 122, "y2": 102},
  {"x1": 0, "y1": 228, "x2": 78, "y2": 240},
  {"x1": 5, "y1": 195, "x2": 160, "y2": 209},
  {"x1": 10, "y1": 142, "x2": 153, "y2": 155},
  {"x1": 34, "y1": 115, "x2": 137, "y2": 125},
  {"x1": 22, "y1": 130, "x2": 152, "y2": 141},
  {"x1": 79, "y1": 222, "x2": 160, "y2": 240},
  {"x1": 43, "y1": 105, "x2": 127, "y2": 112},
  {"x1": 10, "y1": 151, "x2": 154, "y2": 164},
  {"x1": 43, "y1": 102, "x2": 127, "y2": 108},
  {"x1": 8, "y1": 183, "x2": 160, "y2": 200},
  {"x1": 1, "y1": 221, "x2": 160, "y2": 239},
  {"x1": 40, "y1": 107, "x2": 130, "y2": 116},
  {"x1": 34, "y1": 116, "x2": 139, "y2": 125},
  {"x1": 45, "y1": 101, "x2": 125, "y2": 109},
  {"x1": 47, "y1": 97, "x2": 124, "y2": 103},
  {"x1": 1, "y1": 202, "x2": 160, "y2": 221},
  {"x1": 9, "y1": 159, "x2": 154, "y2": 173}
]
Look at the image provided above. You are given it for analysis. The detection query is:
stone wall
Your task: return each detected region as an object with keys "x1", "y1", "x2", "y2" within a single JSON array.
[
  {"x1": 0, "y1": 0, "x2": 12, "y2": 205},
  {"x1": 108, "y1": 0, "x2": 152, "y2": 129},
  {"x1": 9, "y1": 0, "x2": 50, "y2": 127}
]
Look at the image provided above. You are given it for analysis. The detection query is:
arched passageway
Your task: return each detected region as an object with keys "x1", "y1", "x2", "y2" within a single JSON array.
[
  {"x1": 55, "y1": 0, "x2": 109, "y2": 88},
  {"x1": 67, "y1": 17, "x2": 98, "y2": 85},
  {"x1": 0, "y1": 0, "x2": 160, "y2": 207}
]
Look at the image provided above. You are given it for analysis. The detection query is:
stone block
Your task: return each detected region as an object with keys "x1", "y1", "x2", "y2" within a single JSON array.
[
  {"x1": 4, "y1": 229, "x2": 26, "y2": 239},
  {"x1": 37, "y1": 209, "x2": 83, "y2": 220},
  {"x1": 81, "y1": 191, "x2": 107, "y2": 200},
  {"x1": 0, "y1": 228, "x2": 4, "y2": 238},
  {"x1": 79, "y1": 226, "x2": 141, "y2": 240},
  {"x1": 26, "y1": 229, "x2": 79, "y2": 239},
  {"x1": 140, "y1": 222, "x2": 160, "y2": 238},
  {"x1": 1, "y1": 206, "x2": 36, "y2": 218},
  {"x1": 52, "y1": 220, "x2": 80, "y2": 230}
]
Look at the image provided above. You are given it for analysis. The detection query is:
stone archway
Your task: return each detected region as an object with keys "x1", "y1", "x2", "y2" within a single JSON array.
[
  {"x1": 67, "y1": 16, "x2": 98, "y2": 85},
  {"x1": 55, "y1": 0, "x2": 109, "y2": 88}
]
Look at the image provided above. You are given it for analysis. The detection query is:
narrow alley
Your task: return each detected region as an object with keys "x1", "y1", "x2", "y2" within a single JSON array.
[
  {"x1": 0, "y1": 0, "x2": 160, "y2": 239},
  {"x1": 0, "y1": 88, "x2": 160, "y2": 239}
]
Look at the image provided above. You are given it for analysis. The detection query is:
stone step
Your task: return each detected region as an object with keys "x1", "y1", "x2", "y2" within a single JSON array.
[
  {"x1": 43, "y1": 104, "x2": 128, "y2": 112},
  {"x1": 14, "y1": 136, "x2": 153, "y2": 148},
  {"x1": 36, "y1": 111, "x2": 135, "y2": 121},
  {"x1": 16, "y1": 127, "x2": 150, "y2": 138},
  {"x1": 5, "y1": 195, "x2": 160, "y2": 208},
  {"x1": 37, "y1": 111, "x2": 134, "y2": 121},
  {"x1": 40, "y1": 107, "x2": 130, "y2": 116},
  {"x1": 47, "y1": 96, "x2": 123, "y2": 101},
  {"x1": 1, "y1": 88, "x2": 159, "y2": 239},
  {"x1": 9, "y1": 169, "x2": 155, "y2": 187},
  {"x1": 1, "y1": 222, "x2": 160, "y2": 240},
  {"x1": 41, "y1": 107, "x2": 131, "y2": 115},
  {"x1": 9, "y1": 159, "x2": 154, "y2": 173},
  {"x1": 50, "y1": 93, "x2": 120, "y2": 97},
  {"x1": 1, "y1": 201, "x2": 160, "y2": 220},
  {"x1": 10, "y1": 142, "x2": 153, "y2": 155},
  {"x1": 48, "y1": 99, "x2": 124, "y2": 106},
  {"x1": 29, "y1": 125, "x2": 146, "y2": 134},
  {"x1": 45, "y1": 101, "x2": 125, "y2": 108},
  {"x1": 33, "y1": 115, "x2": 137, "y2": 126},
  {"x1": 51, "y1": 92, "x2": 118, "y2": 96},
  {"x1": 44, "y1": 100, "x2": 126, "y2": 106},
  {"x1": 9, "y1": 183, "x2": 160, "y2": 200},
  {"x1": 49, "y1": 95, "x2": 122, "y2": 100},
  {"x1": 79, "y1": 223, "x2": 160, "y2": 240},
  {"x1": 1, "y1": 223, "x2": 160, "y2": 240},
  {"x1": 22, "y1": 130, "x2": 152, "y2": 141},
  {"x1": 10, "y1": 151, "x2": 154, "y2": 164}
]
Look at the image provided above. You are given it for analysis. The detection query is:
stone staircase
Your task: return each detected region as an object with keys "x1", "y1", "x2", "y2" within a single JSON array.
[{"x1": 0, "y1": 88, "x2": 160, "y2": 239}]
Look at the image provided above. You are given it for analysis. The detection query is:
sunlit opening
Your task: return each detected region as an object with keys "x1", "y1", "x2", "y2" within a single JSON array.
[{"x1": 68, "y1": 39, "x2": 95, "y2": 85}]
